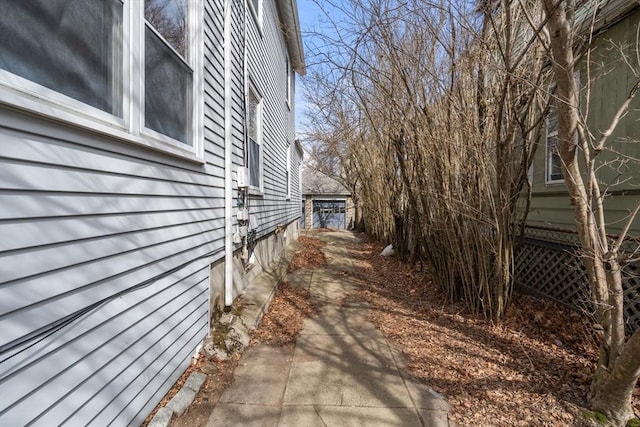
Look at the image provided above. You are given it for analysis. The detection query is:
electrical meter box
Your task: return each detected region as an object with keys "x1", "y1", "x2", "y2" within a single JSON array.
[
  {"x1": 237, "y1": 166, "x2": 249, "y2": 188},
  {"x1": 237, "y1": 208, "x2": 249, "y2": 221}
]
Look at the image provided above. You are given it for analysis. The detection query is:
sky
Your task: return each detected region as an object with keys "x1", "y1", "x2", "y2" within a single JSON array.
[
  {"x1": 294, "y1": 0, "x2": 319, "y2": 136},
  {"x1": 294, "y1": 0, "x2": 345, "y2": 137}
]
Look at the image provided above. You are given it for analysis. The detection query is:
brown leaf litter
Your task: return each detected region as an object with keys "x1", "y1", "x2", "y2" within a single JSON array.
[
  {"x1": 146, "y1": 234, "x2": 639, "y2": 426},
  {"x1": 344, "y1": 237, "x2": 639, "y2": 426},
  {"x1": 143, "y1": 236, "x2": 323, "y2": 427},
  {"x1": 287, "y1": 235, "x2": 327, "y2": 272}
]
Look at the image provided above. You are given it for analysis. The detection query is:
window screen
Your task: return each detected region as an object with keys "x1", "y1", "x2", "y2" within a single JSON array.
[
  {"x1": 546, "y1": 103, "x2": 563, "y2": 182},
  {"x1": 249, "y1": 138, "x2": 260, "y2": 187},
  {"x1": 144, "y1": 0, "x2": 192, "y2": 145},
  {"x1": 144, "y1": 25, "x2": 192, "y2": 145},
  {"x1": 0, "y1": 0, "x2": 123, "y2": 116}
]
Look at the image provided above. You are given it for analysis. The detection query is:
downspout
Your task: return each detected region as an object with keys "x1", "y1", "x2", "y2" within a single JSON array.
[{"x1": 223, "y1": 0, "x2": 233, "y2": 308}]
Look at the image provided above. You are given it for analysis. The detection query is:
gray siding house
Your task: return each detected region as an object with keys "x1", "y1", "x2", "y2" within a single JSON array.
[{"x1": 0, "y1": 0, "x2": 304, "y2": 425}]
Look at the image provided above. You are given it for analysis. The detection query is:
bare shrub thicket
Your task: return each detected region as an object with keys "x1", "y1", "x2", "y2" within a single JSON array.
[
  {"x1": 305, "y1": 1, "x2": 640, "y2": 423},
  {"x1": 305, "y1": 0, "x2": 550, "y2": 322}
]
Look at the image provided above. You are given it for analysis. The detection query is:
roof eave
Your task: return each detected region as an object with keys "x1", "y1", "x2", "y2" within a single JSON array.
[{"x1": 276, "y1": 0, "x2": 307, "y2": 75}]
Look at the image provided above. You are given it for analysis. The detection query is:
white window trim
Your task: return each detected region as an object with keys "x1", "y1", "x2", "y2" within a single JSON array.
[
  {"x1": 286, "y1": 144, "x2": 292, "y2": 199},
  {"x1": 0, "y1": 1, "x2": 204, "y2": 163},
  {"x1": 545, "y1": 71, "x2": 580, "y2": 185},
  {"x1": 285, "y1": 55, "x2": 291, "y2": 109},
  {"x1": 248, "y1": 0, "x2": 263, "y2": 36},
  {"x1": 248, "y1": 83, "x2": 264, "y2": 194}
]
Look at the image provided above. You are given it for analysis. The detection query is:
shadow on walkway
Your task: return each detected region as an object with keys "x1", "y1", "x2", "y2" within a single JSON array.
[{"x1": 206, "y1": 230, "x2": 450, "y2": 427}]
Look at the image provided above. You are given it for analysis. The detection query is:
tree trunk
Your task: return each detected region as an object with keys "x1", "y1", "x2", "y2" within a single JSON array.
[
  {"x1": 543, "y1": 1, "x2": 640, "y2": 424},
  {"x1": 590, "y1": 329, "x2": 640, "y2": 425}
]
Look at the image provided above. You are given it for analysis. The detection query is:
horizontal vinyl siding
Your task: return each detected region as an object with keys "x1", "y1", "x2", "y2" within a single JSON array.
[
  {"x1": 2, "y1": 269, "x2": 208, "y2": 425},
  {"x1": 0, "y1": 0, "x2": 227, "y2": 420},
  {"x1": 529, "y1": 10, "x2": 640, "y2": 234},
  {"x1": 246, "y1": 0, "x2": 301, "y2": 238},
  {"x1": 231, "y1": 0, "x2": 245, "y2": 177},
  {"x1": 528, "y1": 191, "x2": 640, "y2": 235}
]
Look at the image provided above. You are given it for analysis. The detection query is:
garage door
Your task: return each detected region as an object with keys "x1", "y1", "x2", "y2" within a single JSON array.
[{"x1": 312, "y1": 200, "x2": 346, "y2": 229}]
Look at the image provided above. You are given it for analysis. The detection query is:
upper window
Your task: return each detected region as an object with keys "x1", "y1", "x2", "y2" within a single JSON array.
[
  {"x1": 0, "y1": 0, "x2": 203, "y2": 161},
  {"x1": 286, "y1": 144, "x2": 292, "y2": 198},
  {"x1": 545, "y1": 102, "x2": 563, "y2": 183},
  {"x1": 144, "y1": 0, "x2": 193, "y2": 145},
  {"x1": 285, "y1": 55, "x2": 292, "y2": 107},
  {"x1": 545, "y1": 72, "x2": 580, "y2": 184},
  {"x1": 248, "y1": 86, "x2": 263, "y2": 190}
]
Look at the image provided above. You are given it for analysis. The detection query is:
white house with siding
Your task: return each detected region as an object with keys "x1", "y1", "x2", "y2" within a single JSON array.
[{"x1": 0, "y1": 0, "x2": 305, "y2": 425}]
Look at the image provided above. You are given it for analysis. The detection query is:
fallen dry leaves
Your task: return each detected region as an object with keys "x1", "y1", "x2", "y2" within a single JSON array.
[
  {"x1": 251, "y1": 280, "x2": 317, "y2": 346},
  {"x1": 251, "y1": 236, "x2": 323, "y2": 345},
  {"x1": 287, "y1": 235, "x2": 327, "y2": 272},
  {"x1": 147, "y1": 233, "x2": 639, "y2": 426},
  {"x1": 344, "y1": 237, "x2": 639, "y2": 426},
  {"x1": 144, "y1": 236, "x2": 323, "y2": 427}
]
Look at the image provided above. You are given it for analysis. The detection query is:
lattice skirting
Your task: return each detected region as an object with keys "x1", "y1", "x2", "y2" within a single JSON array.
[{"x1": 515, "y1": 238, "x2": 640, "y2": 335}]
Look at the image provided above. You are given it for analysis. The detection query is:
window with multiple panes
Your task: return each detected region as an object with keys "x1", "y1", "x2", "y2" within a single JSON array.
[
  {"x1": 0, "y1": 0, "x2": 202, "y2": 159},
  {"x1": 0, "y1": 0, "x2": 123, "y2": 116},
  {"x1": 545, "y1": 102, "x2": 563, "y2": 183},
  {"x1": 248, "y1": 86, "x2": 262, "y2": 189},
  {"x1": 144, "y1": 0, "x2": 193, "y2": 145}
]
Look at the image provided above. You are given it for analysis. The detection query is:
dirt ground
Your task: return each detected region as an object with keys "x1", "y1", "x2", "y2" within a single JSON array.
[{"x1": 145, "y1": 232, "x2": 639, "y2": 427}]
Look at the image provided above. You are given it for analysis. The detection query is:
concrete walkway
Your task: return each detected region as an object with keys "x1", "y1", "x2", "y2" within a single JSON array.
[{"x1": 206, "y1": 231, "x2": 450, "y2": 427}]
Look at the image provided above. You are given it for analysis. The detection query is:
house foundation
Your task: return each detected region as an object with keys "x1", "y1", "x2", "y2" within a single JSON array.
[{"x1": 209, "y1": 219, "x2": 300, "y2": 322}]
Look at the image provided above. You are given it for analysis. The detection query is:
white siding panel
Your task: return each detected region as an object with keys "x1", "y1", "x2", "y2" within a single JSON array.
[
  {"x1": 1, "y1": 261, "x2": 208, "y2": 394},
  {"x1": 0, "y1": 218, "x2": 221, "y2": 283},
  {"x1": 1, "y1": 161, "x2": 221, "y2": 196},
  {"x1": 0, "y1": 231, "x2": 222, "y2": 345},
  {"x1": 0, "y1": 193, "x2": 220, "y2": 220},
  {"x1": 59, "y1": 297, "x2": 207, "y2": 426},
  {"x1": 0, "y1": 131, "x2": 215, "y2": 187},
  {"x1": 3, "y1": 279, "x2": 207, "y2": 425},
  {"x1": 244, "y1": 0, "x2": 301, "y2": 239},
  {"x1": 0, "y1": 208, "x2": 218, "y2": 252}
]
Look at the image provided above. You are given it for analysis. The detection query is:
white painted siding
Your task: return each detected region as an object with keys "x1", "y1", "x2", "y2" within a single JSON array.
[
  {"x1": 0, "y1": 0, "x2": 303, "y2": 423},
  {"x1": 0, "y1": 0, "x2": 229, "y2": 424},
  {"x1": 245, "y1": 0, "x2": 302, "y2": 238}
]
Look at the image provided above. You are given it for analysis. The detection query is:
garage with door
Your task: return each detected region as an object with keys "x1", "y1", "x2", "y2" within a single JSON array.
[
  {"x1": 302, "y1": 168, "x2": 354, "y2": 230},
  {"x1": 313, "y1": 200, "x2": 346, "y2": 229}
]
